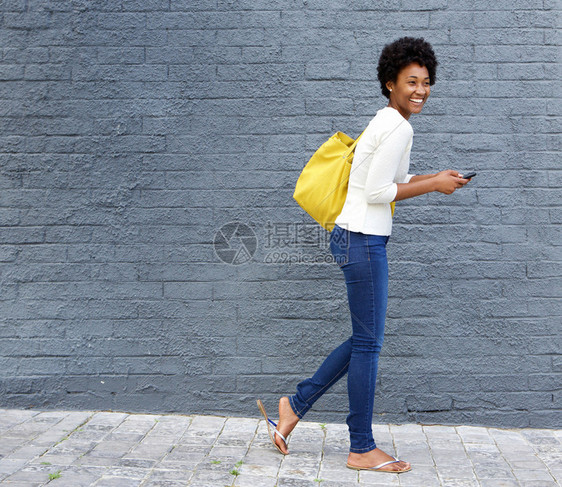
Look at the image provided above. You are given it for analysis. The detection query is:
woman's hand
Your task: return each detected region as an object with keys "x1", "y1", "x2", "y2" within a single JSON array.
[
  {"x1": 433, "y1": 170, "x2": 469, "y2": 194},
  {"x1": 395, "y1": 169, "x2": 471, "y2": 201}
]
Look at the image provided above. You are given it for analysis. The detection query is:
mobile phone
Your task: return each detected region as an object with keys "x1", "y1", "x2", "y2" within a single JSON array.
[{"x1": 462, "y1": 171, "x2": 476, "y2": 179}]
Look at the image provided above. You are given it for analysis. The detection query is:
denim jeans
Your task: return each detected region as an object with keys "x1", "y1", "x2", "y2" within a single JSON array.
[{"x1": 289, "y1": 224, "x2": 389, "y2": 453}]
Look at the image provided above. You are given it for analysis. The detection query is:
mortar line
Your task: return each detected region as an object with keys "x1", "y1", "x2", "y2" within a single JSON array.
[
  {"x1": 454, "y1": 425, "x2": 483, "y2": 487},
  {"x1": 421, "y1": 424, "x2": 445, "y2": 487},
  {"x1": 142, "y1": 414, "x2": 195, "y2": 486},
  {"x1": 315, "y1": 422, "x2": 327, "y2": 483},
  {"x1": 227, "y1": 417, "x2": 261, "y2": 487},
  {"x1": 187, "y1": 416, "x2": 228, "y2": 486},
  {"x1": 118, "y1": 412, "x2": 168, "y2": 487},
  {"x1": 58, "y1": 411, "x2": 130, "y2": 483}
]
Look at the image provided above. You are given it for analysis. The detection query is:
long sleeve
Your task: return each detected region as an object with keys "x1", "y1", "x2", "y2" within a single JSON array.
[
  {"x1": 334, "y1": 106, "x2": 414, "y2": 235},
  {"x1": 404, "y1": 173, "x2": 415, "y2": 183},
  {"x1": 357, "y1": 116, "x2": 413, "y2": 204}
]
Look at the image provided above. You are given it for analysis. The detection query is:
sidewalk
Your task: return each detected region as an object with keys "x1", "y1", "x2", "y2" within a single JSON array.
[{"x1": 0, "y1": 408, "x2": 559, "y2": 487}]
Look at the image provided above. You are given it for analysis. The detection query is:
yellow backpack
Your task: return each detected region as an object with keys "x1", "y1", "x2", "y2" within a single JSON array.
[{"x1": 293, "y1": 130, "x2": 395, "y2": 231}]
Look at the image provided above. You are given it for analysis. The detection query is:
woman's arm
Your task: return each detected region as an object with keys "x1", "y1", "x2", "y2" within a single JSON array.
[
  {"x1": 394, "y1": 170, "x2": 469, "y2": 202},
  {"x1": 408, "y1": 173, "x2": 436, "y2": 183}
]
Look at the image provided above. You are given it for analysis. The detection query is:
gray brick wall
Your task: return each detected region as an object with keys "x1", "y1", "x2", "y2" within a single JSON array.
[{"x1": 1, "y1": 1, "x2": 560, "y2": 429}]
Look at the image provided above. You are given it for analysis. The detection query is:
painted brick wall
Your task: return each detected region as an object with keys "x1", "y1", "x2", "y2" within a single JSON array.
[{"x1": 0, "y1": 0, "x2": 560, "y2": 429}]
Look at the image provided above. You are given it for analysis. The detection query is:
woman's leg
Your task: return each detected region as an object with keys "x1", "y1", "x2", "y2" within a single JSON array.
[
  {"x1": 339, "y1": 229, "x2": 410, "y2": 471},
  {"x1": 289, "y1": 337, "x2": 351, "y2": 418},
  {"x1": 272, "y1": 228, "x2": 356, "y2": 453},
  {"x1": 341, "y1": 232, "x2": 388, "y2": 453},
  {"x1": 276, "y1": 226, "x2": 409, "y2": 469},
  {"x1": 286, "y1": 225, "x2": 356, "y2": 418},
  {"x1": 287, "y1": 226, "x2": 387, "y2": 428},
  {"x1": 273, "y1": 337, "x2": 352, "y2": 454}
]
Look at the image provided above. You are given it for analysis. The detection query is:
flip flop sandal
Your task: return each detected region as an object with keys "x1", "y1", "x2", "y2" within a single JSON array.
[
  {"x1": 256, "y1": 399, "x2": 289, "y2": 455},
  {"x1": 346, "y1": 457, "x2": 411, "y2": 473}
]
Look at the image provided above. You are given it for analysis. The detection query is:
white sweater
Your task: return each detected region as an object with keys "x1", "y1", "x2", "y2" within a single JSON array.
[{"x1": 334, "y1": 106, "x2": 415, "y2": 236}]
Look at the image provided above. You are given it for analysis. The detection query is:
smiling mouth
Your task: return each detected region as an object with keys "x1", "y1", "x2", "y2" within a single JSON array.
[{"x1": 410, "y1": 98, "x2": 424, "y2": 104}]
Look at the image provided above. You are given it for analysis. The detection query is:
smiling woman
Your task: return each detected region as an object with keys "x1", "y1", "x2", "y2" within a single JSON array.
[
  {"x1": 386, "y1": 63, "x2": 431, "y2": 119},
  {"x1": 257, "y1": 37, "x2": 474, "y2": 475},
  {"x1": 377, "y1": 36, "x2": 438, "y2": 99}
]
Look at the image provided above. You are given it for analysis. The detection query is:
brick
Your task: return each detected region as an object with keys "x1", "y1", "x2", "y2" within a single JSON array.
[
  {"x1": 23, "y1": 64, "x2": 71, "y2": 80},
  {"x1": 78, "y1": 28, "x2": 167, "y2": 47},
  {"x1": 449, "y1": 28, "x2": 545, "y2": 45},
  {"x1": 474, "y1": 45, "x2": 558, "y2": 63},
  {"x1": 305, "y1": 98, "x2": 354, "y2": 116},
  {"x1": 122, "y1": 0, "x2": 169, "y2": 10},
  {"x1": 498, "y1": 63, "x2": 547, "y2": 80},
  {"x1": 217, "y1": 63, "x2": 303, "y2": 82},
  {"x1": 305, "y1": 62, "x2": 350, "y2": 81},
  {"x1": 429, "y1": 11, "x2": 474, "y2": 28},
  {"x1": 96, "y1": 12, "x2": 147, "y2": 29},
  {"x1": 402, "y1": 0, "x2": 448, "y2": 10},
  {"x1": 147, "y1": 12, "x2": 241, "y2": 30},
  {"x1": 473, "y1": 10, "x2": 557, "y2": 28},
  {"x1": 72, "y1": 64, "x2": 167, "y2": 82},
  {"x1": 3, "y1": 12, "x2": 55, "y2": 29},
  {"x1": 0, "y1": 64, "x2": 25, "y2": 80},
  {"x1": 97, "y1": 47, "x2": 145, "y2": 64},
  {"x1": 0, "y1": 0, "x2": 27, "y2": 11}
]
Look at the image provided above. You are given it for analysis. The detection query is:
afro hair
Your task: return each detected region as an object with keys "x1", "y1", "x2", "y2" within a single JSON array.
[{"x1": 377, "y1": 37, "x2": 438, "y2": 99}]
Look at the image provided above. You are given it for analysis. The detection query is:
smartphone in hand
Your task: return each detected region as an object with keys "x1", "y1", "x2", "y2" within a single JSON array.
[{"x1": 461, "y1": 171, "x2": 476, "y2": 180}]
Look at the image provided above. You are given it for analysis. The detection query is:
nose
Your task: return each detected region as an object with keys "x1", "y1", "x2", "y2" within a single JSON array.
[{"x1": 416, "y1": 85, "x2": 429, "y2": 96}]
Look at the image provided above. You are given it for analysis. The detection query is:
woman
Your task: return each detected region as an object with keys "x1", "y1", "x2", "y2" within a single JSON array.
[{"x1": 257, "y1": 37, "x2": 471, "y2": 474}]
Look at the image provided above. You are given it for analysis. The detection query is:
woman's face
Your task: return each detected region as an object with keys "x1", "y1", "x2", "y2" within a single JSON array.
[{"x1": 386, "y1": 63, "x2": 430, "y2": 120}]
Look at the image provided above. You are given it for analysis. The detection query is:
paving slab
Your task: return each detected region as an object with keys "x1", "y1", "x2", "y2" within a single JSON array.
[{"x1": 0, "y1": 408, "x2": 559, "y2": 486}]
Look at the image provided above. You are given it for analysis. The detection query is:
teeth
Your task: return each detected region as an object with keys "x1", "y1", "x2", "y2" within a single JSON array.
[{"x1": 410, "y1": 99, "x2": 423, "y2": 103}]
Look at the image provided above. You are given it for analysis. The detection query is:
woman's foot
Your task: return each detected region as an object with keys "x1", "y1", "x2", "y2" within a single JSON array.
[
  {"x1": 274, "y1": 396, "x2": 300, "y2": 454},
  {"x1": 347, "y1": 448, "x2": 411, "y2": 473}
]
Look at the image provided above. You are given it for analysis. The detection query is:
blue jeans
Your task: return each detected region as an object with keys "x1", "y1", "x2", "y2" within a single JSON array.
[{"x1": 289, "y1": 225, "x2": 389, "y2": 453}]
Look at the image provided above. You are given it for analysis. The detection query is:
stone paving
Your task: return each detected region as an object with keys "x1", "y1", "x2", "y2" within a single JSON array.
[{"x1": 0, "y1": 408, "x2": 560, "y2": 487}]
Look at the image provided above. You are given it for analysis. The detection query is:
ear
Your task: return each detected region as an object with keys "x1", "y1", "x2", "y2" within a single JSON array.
[{"x1": 386, "y1": 81, "x2": 394, "y2": 93}]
